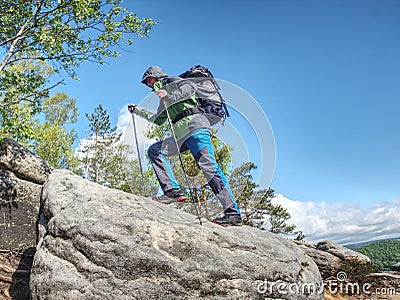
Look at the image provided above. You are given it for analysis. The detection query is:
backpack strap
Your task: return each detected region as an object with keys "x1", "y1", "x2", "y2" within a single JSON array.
[{"x1": 172, "y1": 107, "x2": 203, "y2": 124}]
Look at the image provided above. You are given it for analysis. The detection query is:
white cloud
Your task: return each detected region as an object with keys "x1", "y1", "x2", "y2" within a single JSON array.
[{"x1": 273, "y1": 194, "x2": 400, "y2": 245}]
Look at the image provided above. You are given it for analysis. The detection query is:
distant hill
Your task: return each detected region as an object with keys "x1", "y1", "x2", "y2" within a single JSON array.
[
  {"x1": 344, "y1": 237, "x2": 400, "y2": 250},
  {"x1": 356, "y1": 239, "x2": 400, "y2": 271}
]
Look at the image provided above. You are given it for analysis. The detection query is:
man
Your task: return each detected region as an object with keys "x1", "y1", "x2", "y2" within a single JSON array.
[{"x1": 129, "y1": 66, "x2": 241, "y2": 226}]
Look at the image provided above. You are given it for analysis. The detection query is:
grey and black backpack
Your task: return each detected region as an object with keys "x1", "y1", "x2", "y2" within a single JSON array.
[{"x1": 173, "y1": 65, "x2": 230, "y2": 126}]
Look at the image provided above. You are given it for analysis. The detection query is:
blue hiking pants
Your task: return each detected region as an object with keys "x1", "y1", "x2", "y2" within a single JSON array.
[{"x1": 147, "y1": 129, "x2": 240, "y2": 215}]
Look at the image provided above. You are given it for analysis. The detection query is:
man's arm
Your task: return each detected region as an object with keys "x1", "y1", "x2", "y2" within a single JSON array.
[{"x1": 130, "y1": 105, "x2": 166, "y2": 126}]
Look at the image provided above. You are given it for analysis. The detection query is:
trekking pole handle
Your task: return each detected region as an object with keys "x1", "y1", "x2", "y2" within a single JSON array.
[{"x1": 128, "y1": 104, "x2": 137, "y2": 113}]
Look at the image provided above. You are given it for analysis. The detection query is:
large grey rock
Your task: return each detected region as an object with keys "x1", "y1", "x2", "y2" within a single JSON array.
[
  {"x1": 294, "y1": 240, "x2": 371, "y2": 279},
  {"x1": 0, "y1": 138, "x2": 51, "y2": 299},
  {"x1": 0, "y1": 138, "x2": 52, "y2": 185},
  {"x1": 0, "y1": 138, "x2": 51, "y2": 249},
  {"x1": 295, "y1": 241, "x2": 342, "y2": 279},
  {"x1": 31, "y1": 170, "x2": 323, "y2": 299},
  {"x1": 0, "y1": 170, "x2": 42, "y2": 249},
  {"x1": 316, "y1": 240, "x2": 370, "y2": 264}
]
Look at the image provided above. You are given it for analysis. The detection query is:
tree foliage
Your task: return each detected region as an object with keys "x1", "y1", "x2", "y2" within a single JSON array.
[
  {"x1": 0, "y1": 52, "x2": 55, "y2": 110},
  {"x1": 0, "y1": 0, "x2": 156, "y2": 109},
  {"x1": 32, "y1": 92, "x2": 79, "y2": 169},
  {"x1": 229, "y1": 162, "x2": 304, "y2": 239},
  {"x1": 0, "y1": 102, "x2": 37, "y2": 144},
  {"x1": 0, "y1": 58, "x2": 54, "y2": 144},
  {"x1": 83, "y1": 104, "x2": 117, "y2": 182},
  {"x1": 41, "y1": 91, "x2": 78, "y2": 126},
  {"x1": 357, "y1": 240, "x2": 400, "y2": 271},
  {"x1": 99, "y1": 142, "x2": 158, "y2": 195},
  {"x1": 229, "y1": 162, "x2": 258, "y2": 223}
]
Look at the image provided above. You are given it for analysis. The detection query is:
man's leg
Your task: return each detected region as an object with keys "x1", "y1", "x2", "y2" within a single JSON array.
[
  {"x1": 147, "y1": 137, "x2": 181, "y2": 193},
  {"x1": 184, "y1": 129, "x2": 241, "y2": 222}
]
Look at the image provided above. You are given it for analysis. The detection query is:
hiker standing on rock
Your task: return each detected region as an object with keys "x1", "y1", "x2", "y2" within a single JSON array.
[{"x1": 128, "y1": 66, "x2": 241, "y2": 226}]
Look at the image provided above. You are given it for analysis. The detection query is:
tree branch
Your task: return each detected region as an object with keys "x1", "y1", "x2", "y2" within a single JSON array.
[
  {"x1": 0, "y1": 0, "x2": 46, "y2": 72},
  {"x1": 0, "y1": 79, "x2": 64, "y2": 108},
  {"x1": 0, "y1": 23, "x2": 29, "y2": 72},
  {"x1": 0, "y1": 0, "x2": 69, "y2": 71}
]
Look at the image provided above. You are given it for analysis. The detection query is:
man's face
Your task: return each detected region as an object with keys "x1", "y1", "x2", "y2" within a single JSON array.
[{"x1": 146, "y1": 76, "x2": 157, "y2": 88}]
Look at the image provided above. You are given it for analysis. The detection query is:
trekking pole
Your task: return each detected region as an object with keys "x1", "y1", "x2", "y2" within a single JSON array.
[
  {"x1": 161, "y1": 98, "x2": 203, "y2": 225},
  {"x1": 128, "y1": 105, "x2": 145, "y2": 195}
]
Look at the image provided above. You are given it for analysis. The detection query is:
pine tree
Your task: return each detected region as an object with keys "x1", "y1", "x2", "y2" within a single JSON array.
[
  {"x1": 84, "y1": 104, "x2": 118, "y2": 182},
  {"x1": 80, "y1": 104, "x2": 156, "y2": 195},
  {"x1": 229, "y1": 163, "x2": 305, "y2": 240},
  {"x1": 229, "y1": 162, "x2": 258, "y2": 224}
]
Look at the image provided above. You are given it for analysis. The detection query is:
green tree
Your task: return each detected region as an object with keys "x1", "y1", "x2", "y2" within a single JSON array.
[
  {"x1": 33, "y1": 92, "x2": 79, "y2": 169},
  {"x1": 357, "y1": 240, "x2": 400, "y2": 271},
  {"x1": 229, "y1": 162, "x2": 304, "y2": 239},
  {"x1": 229, "y1": 162, "x2": 259, "y2": 224},
  {"x1": 83, "y1": 104, "x2": 117, "y2": 182},
  {"x1": 265, "y1": 201, "x2": 296, "y2": 234},
  {"x1": 81, "y1": 104, "x2": 156, "y2": 195},
  {"x1": 253, "y1": 188, "x2": 303, "y2": 239},
  {"x1": 254, "y1": 190, "x2": 285, "y2": 232},
  {"x1": 0, "y1": 0, "x2": 156, "y2": 110},
  {"x1": 0, "y1": 57, "x2": 54, "y2": 144},
  {"x1": 40, "y1": 92, "x2": 78, "y2": 127},
  {"x1": 0, "y1": 102, "x2": 37, "y2": 144},
  {"x1": 100, "y1": 142, "x2": 158, "y2": 195}
]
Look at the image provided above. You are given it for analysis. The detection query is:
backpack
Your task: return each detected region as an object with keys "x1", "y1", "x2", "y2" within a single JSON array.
[{"x1": 175, "y1": 65, "x2": 230, "y2": 126}]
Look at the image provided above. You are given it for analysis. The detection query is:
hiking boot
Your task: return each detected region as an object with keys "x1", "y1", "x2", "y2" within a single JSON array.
[
  {"x1": 153, "y1": 188, "x2": 187, "y2": 204},
  {"x1": 212, "y1": 214, "x2": 242, "y2": 226}
]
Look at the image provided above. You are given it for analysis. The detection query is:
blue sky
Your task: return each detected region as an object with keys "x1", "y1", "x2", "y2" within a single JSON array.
[{"x1": 51, "y1": 0, "x2": 400, "y2": 243}]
